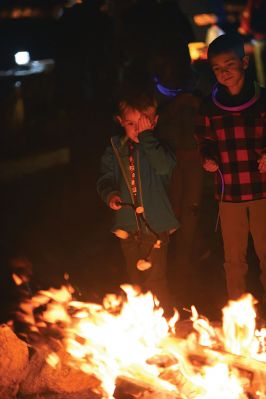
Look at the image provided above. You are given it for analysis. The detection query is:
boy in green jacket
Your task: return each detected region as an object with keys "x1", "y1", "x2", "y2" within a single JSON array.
[{"x1": 97, "y1": 92, "x2": 179, "y2": 316}]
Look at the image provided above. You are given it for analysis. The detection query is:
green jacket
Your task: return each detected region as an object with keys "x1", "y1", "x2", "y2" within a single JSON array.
[{"x1": 97, "y1": 130, "x2": 179, "y2": 234}]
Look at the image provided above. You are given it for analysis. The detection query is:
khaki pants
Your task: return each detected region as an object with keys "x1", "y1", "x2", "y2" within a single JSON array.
[{"x1": 219, "y1": 199, "x2": 266, "y2": 299}]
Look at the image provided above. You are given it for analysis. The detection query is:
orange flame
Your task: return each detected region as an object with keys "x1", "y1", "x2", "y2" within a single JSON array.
[{"x1": 17, "y1": 284, "x2": 266, "y2": 398}]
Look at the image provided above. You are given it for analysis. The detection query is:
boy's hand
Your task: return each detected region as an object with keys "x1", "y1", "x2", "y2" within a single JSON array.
[
  {"x1": 137, "y1": 114, "x2": 155, "y2": 134},
  {"x1": 109, "y1": 195, "x2": 122, "y2": 210},
  {"x1": 203, "y1": 159, "x2": 219, "y2": 172},
  {"x1": 258, "y1": 155, "x2": 266, "y2": 173}
]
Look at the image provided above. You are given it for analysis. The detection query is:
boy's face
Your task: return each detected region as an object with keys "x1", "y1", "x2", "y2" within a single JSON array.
[
  {"x1": 117, "y1": 106, "x2": 158, "y2": 143},
  {"x1": 210, "y1": 51, "x2": 249, "y2": 93}
]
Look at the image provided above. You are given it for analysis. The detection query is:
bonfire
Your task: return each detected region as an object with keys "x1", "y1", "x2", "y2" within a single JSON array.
[{"x1": 1, "y1": 280, "x2": 266, "y2": 399}]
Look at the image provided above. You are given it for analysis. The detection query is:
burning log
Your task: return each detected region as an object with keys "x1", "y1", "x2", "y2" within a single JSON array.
[
  {"x1": 160, "y1": 336, "x2": 266, "y2": 398},
  {"x1": 8, "y1": 284, "x2": 266, "y2": 398},
  {"x1": 174, "y1": 320, "x2": 195, "y2": 339},
  {"x1": 0, "y1": 324, "x2": 29, "y2": 399},
  {"x1": 19, "y1": 393, "x2": 100, "y2": 399},
  {"x1": 114, "y1": 375, "x2": 180, "y2": 399},
  {"x1": 188, "y1": 344, "x2": 266, "y2": 398},
  {"x1": 114, "y1": 329, "x2": 266, "y2": 399},
  {"x1": 19, "y1": 341, "x2": 101, "y2": 397}
]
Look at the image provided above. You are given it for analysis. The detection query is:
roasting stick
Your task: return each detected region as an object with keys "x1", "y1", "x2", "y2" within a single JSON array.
[{"x1": 116, "y1": 201, "x2": 162, "y2": 270}]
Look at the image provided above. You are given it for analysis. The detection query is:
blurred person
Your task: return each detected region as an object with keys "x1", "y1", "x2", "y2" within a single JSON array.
[
  {"x1": 150, "y1": 37, "x2": 206, "y2": 301},
  {"x1": 97, "y1": 87, "x2": 179, "y2": 316},
  {"x1": 239, "y1": 0, "x2": 266, "y2": 87},
  {"x1": 103, "y1": 0, "x2": 194, "y2": 83},
  {"x1": 55, "y1": 0, "x2": 114, "y2": 103},
  {"x1": 195, "y1": 34, "x2": 266, "y2": 307}
]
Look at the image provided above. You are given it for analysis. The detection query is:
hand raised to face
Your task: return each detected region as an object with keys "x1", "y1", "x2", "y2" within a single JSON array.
[{"x1": 137, "y1": 113, "x2": 156, "y2": 134}]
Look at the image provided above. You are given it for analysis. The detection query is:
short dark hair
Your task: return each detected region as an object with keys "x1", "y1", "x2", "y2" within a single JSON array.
[
  {"x1": 114, "y1": 70, "x2": 157, "y2": 116},
  {"x1": 207, "y1": 34, "x2": 245, "y2": 61},
  {"x1": 117, "y1": 93, "x2": 157, "y2": 116}
]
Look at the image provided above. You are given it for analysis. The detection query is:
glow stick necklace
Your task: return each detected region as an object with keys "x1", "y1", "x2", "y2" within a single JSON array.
[
  {"x1": 212, "y1": 81, "x2": 260, "y2": 111},
  {"x1": 154, "y1": 76, "x2": 183, "y2": 97}
]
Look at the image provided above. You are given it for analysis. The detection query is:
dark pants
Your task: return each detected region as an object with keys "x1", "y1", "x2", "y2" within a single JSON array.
[
  {"x1": 120, "y1": 232, "x2": 173, "y2": 316},
  {"x1": 170, "y1": 149, "x2": 204, "y2": 268}
]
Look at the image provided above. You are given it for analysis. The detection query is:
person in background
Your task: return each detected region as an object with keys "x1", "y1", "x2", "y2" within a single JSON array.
[
  {"x1": 102, "y1": 0, "x2": 194, "y2": 87},
  {"x1": 97, "y1": 86, "x2": 179, "y2": 317},
  {"x1": 239, "y1": 0, "x2": 266, "y2": 87},
  {"x1": 195, "y1": 34, "x2": 266, "y2": 311},
  {"x1": 150, "y1": 37, "x2": 206, "y2": 303}
]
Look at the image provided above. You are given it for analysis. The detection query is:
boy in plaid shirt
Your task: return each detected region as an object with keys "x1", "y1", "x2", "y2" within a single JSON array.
[{"x1": 195, "y1": 34, "x2": 266, "y2": 302}]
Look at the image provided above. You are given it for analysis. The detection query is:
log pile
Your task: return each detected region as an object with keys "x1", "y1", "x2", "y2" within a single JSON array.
[
  {"x1": 114, "y1": 332, "x2": 266, "y2": 398},
  {"x1": 19, "y1": 394, "x2": 100, "y2": 399},
  {"x1": 0, "y1": 324, "x2": 28, "y2": 399},
  {"x1": 114, "y1": 375, "x2": 180, "y2": 399},
  {"x1": 19, "y1": 343, "x2": 101, "y2": 396},
  {"x1": 1, "y1": 321, "x2": 266, "y2": 399},
  {"x1": 0, "y1": 324, "x2": 101, "y2": 398}
]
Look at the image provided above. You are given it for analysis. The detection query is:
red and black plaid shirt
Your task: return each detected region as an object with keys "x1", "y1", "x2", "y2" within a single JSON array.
[{"x1": 195, "y1": 82, "x2": 266, "y2": 202}]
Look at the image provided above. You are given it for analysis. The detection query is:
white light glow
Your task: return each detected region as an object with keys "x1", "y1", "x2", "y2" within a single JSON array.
[{"x1": 14, "y1": 51, "x2": 30, "y2": 66}]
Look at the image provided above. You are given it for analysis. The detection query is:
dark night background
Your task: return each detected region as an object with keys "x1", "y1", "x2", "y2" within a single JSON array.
[{"x1": 0, "y1": 0, "x2": 263, "y2": 324}]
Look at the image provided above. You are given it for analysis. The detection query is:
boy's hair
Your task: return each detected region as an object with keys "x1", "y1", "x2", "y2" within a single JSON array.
[
  {"x1": 117, "y1": 92, "x2": 157, "y2": 116},
  {"x1": 114, "y1": 75, "x2": 157, "y2": 116},
  {"x1": 207, "y1": 34, "x2": 245, "y2": 61}
]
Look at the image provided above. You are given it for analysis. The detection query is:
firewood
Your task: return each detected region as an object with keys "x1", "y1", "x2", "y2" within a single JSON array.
[
  {"x1": 19, "y1": 341, "x2": 102, "y2": 396},
  {"x1": 161, "y1": 336, "x2": 266, "y2": 398},
  {"x1": 114, "y1": 375, "x2": 181, "y2": 399},
  {"x1": 17, "y1": 392, "x2": 100, "y2": 399},
  {"x1": 0, "y1": 324, "x2": 29, "y2": 399}
]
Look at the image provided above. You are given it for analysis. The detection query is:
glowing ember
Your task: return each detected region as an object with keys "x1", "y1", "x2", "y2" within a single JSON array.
[{"x1": 17, "y1": 285, "x2": 266, "y2": 398}]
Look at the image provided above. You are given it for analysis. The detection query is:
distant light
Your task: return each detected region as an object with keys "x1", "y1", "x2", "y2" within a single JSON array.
[
  {"x1": 14, "y1": 51, "x2": 30, "y2": 66},
  {"x1": 65, "y1": 0, "x2": 82, "y2": 7},
  {"x1": 188, "y1": 42, "x2": 207, "y2": 61}
]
